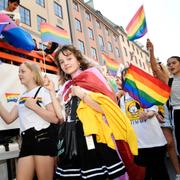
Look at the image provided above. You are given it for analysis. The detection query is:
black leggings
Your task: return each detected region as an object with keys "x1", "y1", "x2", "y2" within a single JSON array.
[
  {"x1": 174, "y1": 109, "x2": 180, "y2": 155},
  {"x1": 134, "y1": 145, "x2": 170, "y2": 180}
]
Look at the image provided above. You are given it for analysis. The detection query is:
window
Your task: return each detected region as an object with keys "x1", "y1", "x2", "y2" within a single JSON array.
[
  {"x1": 98, "y1": 35, "x2": 104, "y2": 50},
  {"x1": 78, "y1": 40, "x2": 85, "y2": 54},
  {"x1": 0, "y1": 0, "x2": 8, "y2": 10},
  {"x1": 91, "y1": 47, "x2": 97, "y2": 59},
  {"x1": 73, "y1": 1, "x2": 79, "y2": 11},
  {"x1": 115, "y1": 48, "x2": 120, "y2": 57},
  {"x1": 108, "y1": 42, "x2": 113, "y2": 52},
  {"x1": 123, "y1": 47, "x2": 128, "y2": 57},
  {"x1": 37, "y1": 15, "x2": 46, "y2": 31},
  {"x1": 88, "y1": 28, "x2": 94, "y2": 39},
  {"x1": 136, "y1": 48, "x2": 139, "y2": 55},
  {"x1": 139, "y1": 59, "x2": 142, "y2": 67},
  {"x1": 75, "y1": 18, "x2": 82, "y2": 32},
  {"x1": 105, "y1": 28, "x2": 109, "y2": 36},
  {"x1": 54, "y1": 2, "x2": 63, "y2": 18},
  {"x1": 140, "y1": 52, "x2": 143, "y2": 58},
  {"x1": 120, "y1": 34, "x2": 124, "y2": 42},
  {"x1": 127, "y1": 40, "x2": 130, "y2": 47},
  {"x1": 36, "y1": 0, "x2": 45, "y2": 7},
  {"x1": 20, "y1": 6, "x2": 31, "y2": 26},
  {"x1": 96, "y1": 20, "x2": 101, "y2": 29},
  {"x1": 143, "y1": 62, "x2": 146, "y2": 70},
  {"x1": 114, "y1": 34, "x2": 118, "y2": 42},
  {"x1": 135, "y1": 56, "x2": 138, "y2": 64},
  {"x1": 132, "y1": 44, "x2": 135, "y2": 50},
  {"x1": 85, "y1": 11, "x2": 91, "y2": 21}
]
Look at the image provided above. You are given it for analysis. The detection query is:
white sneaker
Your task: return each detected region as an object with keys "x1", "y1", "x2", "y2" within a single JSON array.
[{"x1": 176, "y1": 174, "x2": 180, "y2": 180}]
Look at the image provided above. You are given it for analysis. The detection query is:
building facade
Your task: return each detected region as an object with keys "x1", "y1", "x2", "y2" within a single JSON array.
[{"x1": 0, "y1": 0, "x2": 151, "y2": 74}]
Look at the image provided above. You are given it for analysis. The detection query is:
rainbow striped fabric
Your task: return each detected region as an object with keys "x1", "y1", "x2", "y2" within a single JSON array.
[
  {"x1": 40, "y1": 23, "x2": 71, "y2": 45},
  {"x1": 101, "y1": 54, "x2": 119, "y2": 76},
  {"x1": 123, "y1": 64, "x2": 171, "y2": 108},
  {"x1": 5, "y1": 93, "x2": 20, "y2": 103},
  {"x1": 0, "y1": 13, "x2": 35, "y2": 50},
  {"x1": 126, "y1": 5, "x2": 147, "y2": 41}
]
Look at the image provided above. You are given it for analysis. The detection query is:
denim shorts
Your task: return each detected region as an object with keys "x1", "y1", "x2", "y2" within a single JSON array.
[{"x1": 19, "y1": 126, "x2": 57, "y2": 158}]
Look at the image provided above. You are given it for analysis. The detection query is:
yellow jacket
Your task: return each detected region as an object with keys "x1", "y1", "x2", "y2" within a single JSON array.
[{"x1": 77, "y1": 92, "x2": 138, "y2": 155}]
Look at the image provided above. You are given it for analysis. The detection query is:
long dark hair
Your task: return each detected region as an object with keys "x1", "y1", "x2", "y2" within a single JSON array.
[
  {"x1": 44, "y1": 42, "x2": 58, "y2": 54},
  {"x1": 54, "y1": 45, "x2": 91, "y2": 84}
]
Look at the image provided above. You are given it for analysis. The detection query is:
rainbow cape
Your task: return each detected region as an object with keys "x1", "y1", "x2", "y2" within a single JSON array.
[
  {"x1": 101, "y1": 54, "x2": 119, "y2": 76},
  {"x1": 126, "y1": 5, "x2": 147, "y2": 41},
  {"x1": 40, "y1": 23, "x2": 71, "y2": 45},
  {"x1": 5, "y1": 93, "x2": 20, "y2": 103},
  {"x1": 0, "y1": 13, "x2": 35, "y2": 50},
  {"x1": 123, "y1": 64, "x2": 171, "y2": 108}
]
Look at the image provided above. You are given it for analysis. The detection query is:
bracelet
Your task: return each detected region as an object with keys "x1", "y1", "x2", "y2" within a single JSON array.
[{"x1": 81, "y1": 93, "x2": 87, "y2": 101}]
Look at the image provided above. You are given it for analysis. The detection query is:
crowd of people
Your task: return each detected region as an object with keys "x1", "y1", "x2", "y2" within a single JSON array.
[{"x1": 0, "y1": 0, "x2": 180, "y2": 180}]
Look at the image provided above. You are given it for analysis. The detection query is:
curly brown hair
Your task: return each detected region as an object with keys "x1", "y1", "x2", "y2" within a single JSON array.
[{"x1": 54, "y1": 45, "x2": 92, "y2": 84}]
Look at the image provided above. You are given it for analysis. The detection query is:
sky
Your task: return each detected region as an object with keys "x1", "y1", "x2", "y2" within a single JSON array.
[{"x1": 92, "y1": 0, "x2": 180, "y2": 64}]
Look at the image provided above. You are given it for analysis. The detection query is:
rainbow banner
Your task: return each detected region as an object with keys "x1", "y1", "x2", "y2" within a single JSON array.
[
  {"x1": 40, "y1": 23, "x2": 71, "y2": 45},
  {"x1": 0, "y1": 13, "x2": 35, "y2": 50},
  {"x1": 0, "y1": 22, "x2": 9, "y2": 34},
  {"x1": 123, "y1": 64, "x2": 171, "y2": 108},
  {"x1": 5, "y1": 93, "x2": 20, "y2": 103},
  {"x1": 126, "y1": 5, "x2": 147, "y2": 41},
  {"x1": 101, "y1": 54, "x2": 119, "y2": 76}
]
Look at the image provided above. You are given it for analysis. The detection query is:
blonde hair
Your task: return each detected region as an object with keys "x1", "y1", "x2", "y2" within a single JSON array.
[{"x1": 23, "y1": 62, "x2": 44, "y2": 86}]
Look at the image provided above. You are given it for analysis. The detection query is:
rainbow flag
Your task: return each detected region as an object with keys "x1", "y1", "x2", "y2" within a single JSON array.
[
  {"x1": 0, "y1": 22, "x2": 9, "y2": 34},
  {"x1": 0, "y1": 13, "x2": 35, "y2": 50},
  {"x1": 40, "y1": 23, "x2": 71, "y2": 45},
  {"x1": 126, "y1": 5, "x2": 147, "y2": 41},
  {"x1": 123, "y1": 64, "x2": 171, "y2": 108},
  {"x1": 101, "y1": 54, "x2": 119, "y2": 76},
  {"x1": 5, "y1": 93, "x2": 20, "y2": 103}
]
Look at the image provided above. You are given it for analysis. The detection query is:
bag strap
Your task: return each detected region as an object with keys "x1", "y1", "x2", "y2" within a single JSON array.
[
  {"x1": 167, "y1": 78, "x2": 173, "y2": 110},
  {"x1": 168, "y1": 78, "x2": 174, "y2": 87},
  {"x1": 70, "y1": 96, "x2": 78, "y2": 120},
  {"x1": 34, "y1": 86, "x2": 42, "y2": 107}
]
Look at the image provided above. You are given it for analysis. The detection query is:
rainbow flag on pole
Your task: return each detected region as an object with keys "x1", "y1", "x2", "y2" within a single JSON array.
[
  {"x1": 101, "y1": 54, "x2": 119, "y2": 76},
  {"x1": 126, "y1": 5, "x2": 147, "y2": 41},
  {"x1": 5, "y1": 93, "x2": 20, "y2": 103},
  {"x1": 123, "y1": 64, "x2": 171, "y2": 108},
  {"x1": 40, "y1": 23, "x2": 71, "y2": 45}
]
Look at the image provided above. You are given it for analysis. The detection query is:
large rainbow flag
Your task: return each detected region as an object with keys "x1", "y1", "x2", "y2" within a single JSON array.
[
  {"x1": 101, "y1": 54, "x2": 119, "y2": 76},
  {"x1": 0, "y1": 13, "x2": 35, "y2": 50},
  {"x1": 123, "y1": 64, "x2": 171, "y2": 108},
  {"x1": 126, "y1": 5, "x2": 147, "y2": 41},
  {"x1": 40, "y1": 23, "x2": 71, "y2": 45},
  {"x1": 0, "y1": 22, "x2": 9, "y2": 34}
]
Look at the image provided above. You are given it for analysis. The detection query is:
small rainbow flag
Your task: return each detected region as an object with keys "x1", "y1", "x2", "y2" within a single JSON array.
[
  {"x1": 40, "y1": 23, "x2": 71, "y2": 45},
  {"x1": 101, "y1": 54, "x2": 119, "y2": 76},
  {"x1": 123, "y1": 64, "x2": 171, "y2": 108},
  {"x1": 126, "y1": 5, "x2": 147, "y2": 41},
  {"x1": 5, "y1": 93, "x2": 20, "y2": 103}
]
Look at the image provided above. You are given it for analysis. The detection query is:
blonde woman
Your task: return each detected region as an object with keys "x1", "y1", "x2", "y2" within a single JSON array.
[{"x1": 0, "y1": 62, "x2": 59, "y2": 180}]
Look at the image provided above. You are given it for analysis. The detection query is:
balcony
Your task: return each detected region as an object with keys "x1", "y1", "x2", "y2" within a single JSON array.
[{"x1": 0, "y1": 41, "x2": 57, "y2": 74}]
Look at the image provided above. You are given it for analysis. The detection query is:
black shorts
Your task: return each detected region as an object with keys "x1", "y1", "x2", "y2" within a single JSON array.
[{"x1": 19, "y1": 126, "x2": 58, "y2": 158}]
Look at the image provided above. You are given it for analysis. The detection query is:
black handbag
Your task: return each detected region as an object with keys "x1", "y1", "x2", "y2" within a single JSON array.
[{"x1": 57, "y1": 96, "x2": 78, "y2": 160}]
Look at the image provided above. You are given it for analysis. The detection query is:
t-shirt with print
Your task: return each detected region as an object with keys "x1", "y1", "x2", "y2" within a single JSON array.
[
  {"x1": 0, "y1": 9, "x2": 20, "y2": 23},
  {"x1": 120, "y1": 92, "x2": 167, "y2": 149},
  {"x1": 17, "y1": 86, "x2": 52, "y2": 132}
]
